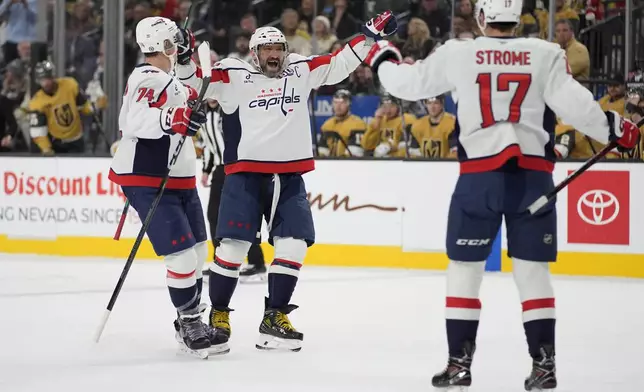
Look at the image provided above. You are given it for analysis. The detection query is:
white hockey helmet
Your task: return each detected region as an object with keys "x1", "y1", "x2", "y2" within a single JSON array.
[
  {"x1": 249, "y1": 26, "x2": 289, "y2": 73},
  {"x1": 135, "y1": 17, "x2": 181, "y2": 55},
  {"x1": 476, "y1": 0, "x2": 523, "y2": 32}
]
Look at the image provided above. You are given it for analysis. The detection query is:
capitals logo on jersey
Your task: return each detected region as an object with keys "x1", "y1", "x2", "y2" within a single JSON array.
[{"x1": 248, "y1": 77, "x2": 301, "y2": 116}]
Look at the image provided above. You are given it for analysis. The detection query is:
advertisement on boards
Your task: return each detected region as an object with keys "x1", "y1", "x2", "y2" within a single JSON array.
[{"x1": 566, "y1": 170, "x2": 630, "y2": 245}]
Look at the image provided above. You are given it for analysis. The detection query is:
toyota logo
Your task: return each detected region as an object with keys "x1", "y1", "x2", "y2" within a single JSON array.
[{"x1": 576, "y1": 190, "x2": 620, "y2": 226}]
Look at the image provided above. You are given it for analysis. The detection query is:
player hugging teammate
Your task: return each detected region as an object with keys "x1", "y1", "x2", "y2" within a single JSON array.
[
  {"x1": 174, "y1": 11, "x2": 397, "y2": 353},
  {"x1": 109, "y1": 12, "x2": 397, "y2": 358},
  {"x1": 362, "y1": 0, "x2": 638, "y2": 390}
]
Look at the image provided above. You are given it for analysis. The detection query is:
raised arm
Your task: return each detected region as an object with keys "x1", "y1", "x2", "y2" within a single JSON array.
[
  {"x1": 544, "y1": 49, "x2": 639, "y2": 151},
  {"x1": 303, "y1": 36, "x2": 370, "y2": 90},
  {"x1": 175, "y1": 59, "x2": 231, "y2": 103},
  {"x1": 367, "y1": 40, "x2": 454, "y2": 101}
]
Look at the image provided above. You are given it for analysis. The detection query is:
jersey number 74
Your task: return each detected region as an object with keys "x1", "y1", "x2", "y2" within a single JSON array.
[{"x1": 476, "y1": 73, "x2": 532, "y2": 128}]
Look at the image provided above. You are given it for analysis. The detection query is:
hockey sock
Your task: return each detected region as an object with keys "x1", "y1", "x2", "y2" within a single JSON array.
[
  {"x1": 165, "y1": 248, "x2": 199, "y2": 312},
  {"x1": 268, "y1": 259, "x2": 301, "y2": 308},
  {"x1": 209, "y1": 239, "x2": 248, "y2": 308},
  {"x1": 268, "y1": 237, "x2": 307, "y2": 309},
  {"x1": 512, "y1": 258, "x2": 556, "y2": 359},
  {"x1": 445, "y1": 260, "x2": 485, "y2": 357}
]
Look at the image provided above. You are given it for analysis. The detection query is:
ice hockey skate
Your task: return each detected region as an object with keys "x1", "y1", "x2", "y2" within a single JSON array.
[
  {"x1": 432, "y1": 341, "x2": 474, "y2": 391},
  {"x1": 239, "y1": 264, "x2": 267, "y2": 283},
  {"x1": 524, "y1": 345, "x2": 557, "y2": 391},
  {"x1": 173, "y1": 311, "x2": 211, "y2": 359},
  {"x1": 256, "y1": 299, "x2": 303, "y2": 352},
  {"x1": 201, "y1": 303, "x2": 230, "y2": 355}
]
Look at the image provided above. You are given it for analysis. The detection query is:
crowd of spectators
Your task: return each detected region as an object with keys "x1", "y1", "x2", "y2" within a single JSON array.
[{"x1": 0, "y1": 0, "x2": 641, "y2": 161}]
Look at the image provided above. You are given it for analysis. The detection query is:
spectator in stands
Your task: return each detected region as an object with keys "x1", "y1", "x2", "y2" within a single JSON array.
[
  {"x1": 0, "y1": 60, "x2": 24, "y2": 152},
  {"x1": 176, "y1": 0, "x2": 208, "y2": 42},
  {"x1": 328, "y1": 0, "x2": 360, "y2": 40},
  {"x1": 584, "y1": 0, "x2": 604, "y2": 24},
  {"x1": 227, "y1": 31, "x2": 252, "y2": 63},
  {"x1": 347, "y1": 64, "x2": 379, "y2": 96},
  {"x1": 239, "y1": 12, "x2": 257, "y2": 34},
  {"x1": 598, "y1": 74, "x2": 626, "y2": 114},
  {"x1": 312, "y1": 15, "x2": 337, "y2": 55},
  {"x1": 555, "y1": 19, "x2": 589, "y2": 80},
  {"x1": 69, "y1": 0, "x2": 99, "y2": 37},
  {"x1": 537, "y1": 0, "x2": 580, "y2": 38},
  {"x1": 0, "y1": 0, "x2": 37, "y2": 65},
  {"x1": 455, "y1": 0, "x2": 480, "y2": 36},
  {"x1": 124, "y1": 0, "x2": 153, "y2": 75},
  {"x1": 412, "y1": 0, "x2": 450, "y2": 40},
  {"x1": 408, "y1": 95, "x2": 456, "y2": 159},
  {"x1": 401, "y1": 18, "x2": 436, "y2": 61},
  {"x1": 329, "y1": 40, "x2": 343, "y2": 53},
  {"x1": 299, "y1": 0, "x2": 316, "y2": 33},
  {"x1": 281, "y1": 8, "x2": 312, "y2": 56},
  {"x1": 318, "y1": 89, "x2": 367, "y2": 157},
  {"x1": 362, "y1": 94, "x2": 416, "y2": 158},
  {"x1": 206, "y1": 0, "x2": 252, "y2": 55},
  {"x1": 66, "y1": 3, "x2": 99, "y2": 89},
  {"x1": 159, "y1": 0, "x2": 180, "y2": 19}
]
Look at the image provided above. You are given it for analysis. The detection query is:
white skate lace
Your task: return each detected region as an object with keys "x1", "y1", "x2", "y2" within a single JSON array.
[{"x1": 182, "y1": 318, "x2": 208, "y2": 341}]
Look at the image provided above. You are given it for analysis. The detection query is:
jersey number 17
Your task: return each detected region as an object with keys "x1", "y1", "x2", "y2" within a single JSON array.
[{"x1": 476, "y1": 73, "x2": 532, "y2": 128}]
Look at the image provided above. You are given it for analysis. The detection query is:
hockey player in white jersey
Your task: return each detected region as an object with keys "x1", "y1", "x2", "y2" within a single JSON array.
[
  {"x1": 363, "y1": 0, "x2": 639, "y2": 390},
  {"x1": 109, "y1": 17, "x2": 227, "y2": 358},
  {"x1": 174, "y1": 12, "x2": 398, "y2": 352}
]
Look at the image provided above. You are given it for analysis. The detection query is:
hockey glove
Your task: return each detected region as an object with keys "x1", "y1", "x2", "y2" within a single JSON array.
[
  {"x1": 185, "y1": 85, "x2": 199, "y2": 102},
  {"x1": 605, "y1": 110, "x2": 639, "y2": 152},
  {"x1": 364, "y1": 40, "x2": 402, "y2": 74},
  {"x1": 374, "y1": 142, "x2": 391, "y2": 157},
  {"x1": 162, "y1": 106, "x2": 206, "y2": 137},
  {"x1": 362, "y1": 10, "x2": 398, "y2": 41},
  {"x1": 177, "y1": 28, "x2": 195, "y2": 66}
]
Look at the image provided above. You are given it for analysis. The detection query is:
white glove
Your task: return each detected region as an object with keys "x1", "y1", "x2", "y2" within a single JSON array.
[
  {"x1": 347, "y1": 145, "x2": 364, "y2": 157},
  {"x1": 374, "y1": 142, "x2": 391, "y2": 157}
]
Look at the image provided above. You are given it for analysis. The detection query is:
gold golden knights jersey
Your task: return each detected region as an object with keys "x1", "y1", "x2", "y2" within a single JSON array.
[
  {"x1": 362, "y1": 113, "x2": 416, "y2": 157},
  {"x1": 554, "y1": 121, "x2": 621, "y2": 159},
  {"x1": 409, "y1": 113, "x2": 457, "y2": 159},
  {"x1": 28, "y1": 77, "x2": 91, "y2": 153},
  {"x1": 319, "y1": 114, "x2": 367, "y2": 157},
  {"x1": 598, "y1": 94, "x2": 625, "y2": 115}
]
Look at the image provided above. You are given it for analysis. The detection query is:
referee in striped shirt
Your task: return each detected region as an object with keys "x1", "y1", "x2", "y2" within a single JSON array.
[{"x1": 200, "y1": 98, "x2": 267, "y2": 282}]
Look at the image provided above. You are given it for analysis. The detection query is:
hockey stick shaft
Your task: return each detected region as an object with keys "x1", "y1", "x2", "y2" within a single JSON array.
[
  {"x1": 527, "y1": 140, "x2": 618, "y2": 215},
  {"x1": 113, "y1": 200, "x2": 129, "y2": 240},
  {"x1": 95, "y1": 137, "x2": 188, "y2": 343}
]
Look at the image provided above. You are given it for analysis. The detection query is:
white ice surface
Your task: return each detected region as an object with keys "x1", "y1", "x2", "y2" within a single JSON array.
[{"x1": 0, "y1": 254, "x2": 643, "y2": 392}]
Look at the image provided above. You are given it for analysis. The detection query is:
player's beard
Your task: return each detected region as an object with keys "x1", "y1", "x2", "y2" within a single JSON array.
[{"x1": 262, "y1": 56, "x2": 283, "y2": 78}]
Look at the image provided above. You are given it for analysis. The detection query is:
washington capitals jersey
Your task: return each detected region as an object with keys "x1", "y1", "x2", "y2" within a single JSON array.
[
  {"x1": 176, "y1": 35, "x2": 372, "y2": 174},
  {"x1": 377, "y1": 37, "x2": 612, "y2": 173},
  {"x1": 109, "y1": 63, "x2": 197, "y2": 189}
]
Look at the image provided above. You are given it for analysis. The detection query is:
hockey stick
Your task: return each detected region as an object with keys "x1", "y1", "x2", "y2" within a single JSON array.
[
  {"x1": 95, "y1": 41, "x2": 213, "y2": 343},
  {"x1": 527, "y1": 140, "x2": 618, "y2": 215},
  {"x1": 112, "y1": 1, "x2": 204, "y2": 241}
]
